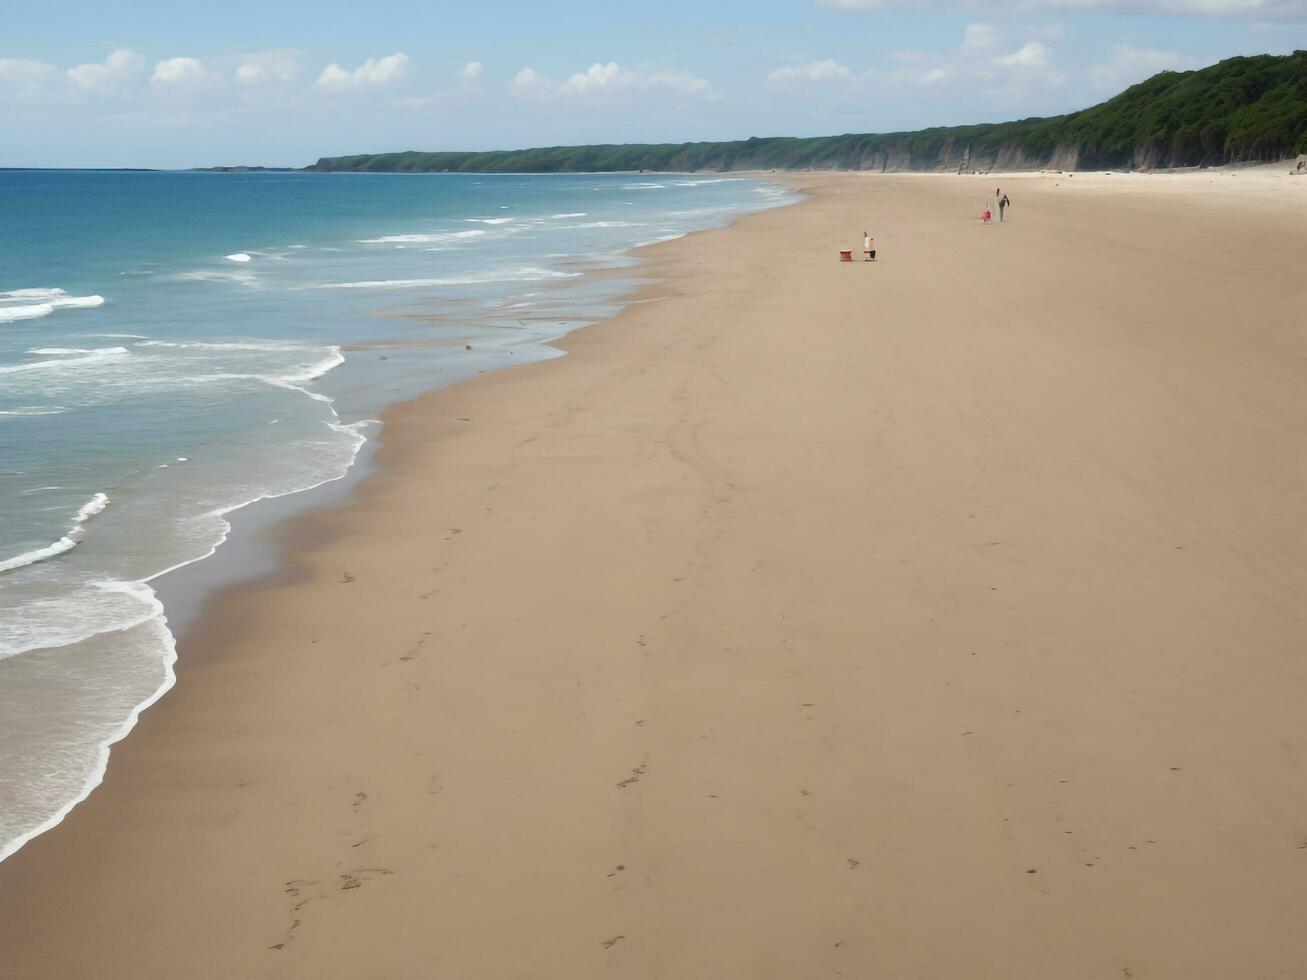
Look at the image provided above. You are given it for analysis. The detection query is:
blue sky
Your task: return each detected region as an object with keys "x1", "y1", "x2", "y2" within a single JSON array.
[{"x1": 2, "y1": 0, "x2": 1302, "y2": 168}]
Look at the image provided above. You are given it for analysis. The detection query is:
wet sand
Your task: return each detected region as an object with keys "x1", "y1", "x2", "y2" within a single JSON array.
[{"x1": 2, "y1": 169, "x2": 1306, "y2": 979}]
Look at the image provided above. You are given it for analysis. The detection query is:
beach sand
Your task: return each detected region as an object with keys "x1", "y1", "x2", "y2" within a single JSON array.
[{"x1": 2, "y1": 169, "x2": 1306, "y2": 979}]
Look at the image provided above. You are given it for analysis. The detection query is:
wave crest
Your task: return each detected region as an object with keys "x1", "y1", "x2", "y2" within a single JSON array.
[{"x1": 0, "y1": 289, "x2": 105, "y2": 324}]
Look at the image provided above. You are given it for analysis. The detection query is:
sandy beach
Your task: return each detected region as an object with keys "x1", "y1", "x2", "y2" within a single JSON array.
[{"x1": 2, "y1": 168, "x2": 1306, "y2": 979}]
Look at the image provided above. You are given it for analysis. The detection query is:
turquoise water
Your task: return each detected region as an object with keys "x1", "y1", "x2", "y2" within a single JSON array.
[{"x1": 0, "y1": 170, "x2": 794, "y2": 860}]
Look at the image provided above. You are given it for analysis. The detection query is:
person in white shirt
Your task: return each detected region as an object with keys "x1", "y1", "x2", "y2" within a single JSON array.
[{"x1": 863, "y1": 232, "x2": 876, "y2": 261}]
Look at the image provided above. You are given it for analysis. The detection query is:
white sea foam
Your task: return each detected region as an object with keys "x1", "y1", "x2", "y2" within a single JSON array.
[
  {"x1": 174, "y1": 269, "x2": 260, "y2": 287},
  {"x1": 358, "y1": 230, "x2": 486, "y2": 244},
  {"x1": 135, "y1": 339, "x2": 305, "y2": 352},
  {"x1": 0, "y1": 289, "x2": 106, "y2": 324},
  {"x1": 637, "y1": 232, "x2": 689, "y2": 248},
  {"x1": 0, "y1": 537, "x2": 80, "y2": 574},
  {"x1": 563, "y1": 220, "x2": 644, "y2": 229},
  {"x1": 0, "y1": 592, "x2": 177, "y2": 863},
  {"x1": 319, "y1": 267, "x2": 581, "y2": 290},
  {"x1": 267, "y1": 349, "x2": 346, "y2": 386},
  {"x1": 622, "y1": 182, "x2": 667, "y2": 190},
  {"x1": 0, "y1": 493, "x2": 108, "y2": 575},
  {"x1": 0, "y1": 406, "x2": 70, "y2": 417},
  {"x1": 0, "y1": 347, "x2": 130, "y2": 377},
  {"x1": 550, "y1": 212, "x2": 588, "y2": 219},
  {"x1": 465, "y1": 217, "x2": 514, "y2": 225},
  {"x1": 74, "y1": 493, "x2": 109, "y2": 522},
  {"x1": 225, "y1": 252, "x2": 253, "y2": 263}
]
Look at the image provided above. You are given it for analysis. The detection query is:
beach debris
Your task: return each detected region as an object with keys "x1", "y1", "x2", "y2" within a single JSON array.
[
  {"x1": 465, "y1": 344, "x2": 472, "y2": 350},
  {"x1": 846, "y1": 858, "x2": 860, "y2": 870},
  {"x1": 1026, "y1": 868, "x2": 1038, "y2": 874},
  {"x1": 341, "y1": 572, "x2": 356, "y2": 584},
  {"x1": 601, "y1": 936, "x2": 627, "y2": 949},
  {"x1": 606, "y1": 864, "x2": 626, "y2": 878}
]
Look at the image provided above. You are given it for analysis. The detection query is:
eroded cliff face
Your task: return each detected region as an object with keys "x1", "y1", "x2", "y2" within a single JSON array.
[
  {"x1": 748, "y1": 139, "x2": 1272, "y2": 174},
  {"x1": 767, "y1": 141, "x2": 1084, "y2": 174}
]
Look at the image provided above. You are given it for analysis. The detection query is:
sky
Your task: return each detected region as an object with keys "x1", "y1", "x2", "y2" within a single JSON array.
[{"x1": 1, "y1": 0, "x2": 1303, "y2": 168}]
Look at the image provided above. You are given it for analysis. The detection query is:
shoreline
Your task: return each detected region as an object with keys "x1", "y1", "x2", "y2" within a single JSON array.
[
  {"x1": 3, "y1": 170, "x2": 1305, "y2": 978},
  {"x1": 0, "y1": 181, "x2": 795, "y2": 866}
]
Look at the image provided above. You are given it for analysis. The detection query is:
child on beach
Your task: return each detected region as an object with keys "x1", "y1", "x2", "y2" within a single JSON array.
[
  {"x1": 863, "y1": 232, "x2": 876, "y2": 261},
  {"x1": 981, "y1": 207, "x2": 992, "y2": 223}
]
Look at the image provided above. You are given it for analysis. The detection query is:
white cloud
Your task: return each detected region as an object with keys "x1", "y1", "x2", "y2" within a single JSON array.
[
  {"x1": 0, "y1": 58, "x2": 56, "y2": 94},
  {"x1": 769, "y1": 59, "x2": 854, "y2": 82},
  {"x1": 1090, "y1": 44, "x2": 1201, "y2": 87},
  {"x1": 150, "y1": 57, "x2": 220, "y2": 89},
  {"x1": 644, "y1": 70, "x2": 713, "y2": 94},
  {"x1": 877, "y1": 25, "x2": 1065, "y2": 92},
  {"x1": 236, "y1": 50, "x2": 301, "y2": 86},
  {"x1": 67, "y1": 50, "x2": 144, "y2": 94},
  {"x1": 817, "y1": 0, "x2": 1307, "y2": 15},
  {"x1": 1056, "y1": 0, "x2": 1305, "y2": 13},
  {"x1": 549, "y1": 62, "x2": 711, "y2": 98},
  {"x1": 562, "y1": 61, "x2": 630, "y2": 94},
  {"x1": 961, "y1": 23, "x2": 1000, "y2": 50},
  {"x1": 996, "y1": 41, "x2": 1051, "y2": 67},
  {"x1": 317, "y1": 52, "x2": 409, "y2": 89},
  {"x1": 461, "y1": 61, "x2": 483, "y2": 79},
  {"x1": 510, "y1": 66, "x2": 551, "y2": 96}
]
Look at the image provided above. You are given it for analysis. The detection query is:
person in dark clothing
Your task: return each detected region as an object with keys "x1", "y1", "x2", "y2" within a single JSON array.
[{"x1": 998, "y1": 193, "x2": 1011, "y2": 221}]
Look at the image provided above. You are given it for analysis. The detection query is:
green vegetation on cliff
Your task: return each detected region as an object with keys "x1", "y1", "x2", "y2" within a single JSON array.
[{"x1": 309, "y1": 51, "x2": 1307, "y2": 174}]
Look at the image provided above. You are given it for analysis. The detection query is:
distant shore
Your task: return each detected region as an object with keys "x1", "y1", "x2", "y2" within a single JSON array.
[{"x1": 2, "y1": 169, "x2": 1306, "y2": 979}]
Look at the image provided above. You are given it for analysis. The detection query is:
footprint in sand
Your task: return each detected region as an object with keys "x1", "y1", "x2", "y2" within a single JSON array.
[
  {"x1": 616, "y1": 762, "x2": 648, "y2": 789},
  {"x1": 339, "y1": 868, "x2": 393, "y2": 890}
]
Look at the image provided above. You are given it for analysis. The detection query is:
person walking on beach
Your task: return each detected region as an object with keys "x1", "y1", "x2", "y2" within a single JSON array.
[
  {"x1": 863, "y1": 231, "x2": 876, "y2": 261},
  {"x1": 998, "y1": 192, "x2": 1011, "y2": 222}
]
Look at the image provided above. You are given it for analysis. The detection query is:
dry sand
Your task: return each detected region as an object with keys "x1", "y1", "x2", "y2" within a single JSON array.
[{"x1": 2, "y1": 169, "x2": 1306, "y2": 979}]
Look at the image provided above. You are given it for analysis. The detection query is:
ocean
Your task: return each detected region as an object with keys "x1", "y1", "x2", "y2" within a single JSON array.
[{"x1": 0, "y1": 169, "x2": 795, "y2": 861}]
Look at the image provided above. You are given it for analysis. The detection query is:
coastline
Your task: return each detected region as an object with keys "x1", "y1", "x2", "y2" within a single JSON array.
[
  {"x1": 2, "y1": 170, "x2": 1306, "y2": 978},
  {"x1": 0, "y1": 175, "x2": 792, "y2": 866}
]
